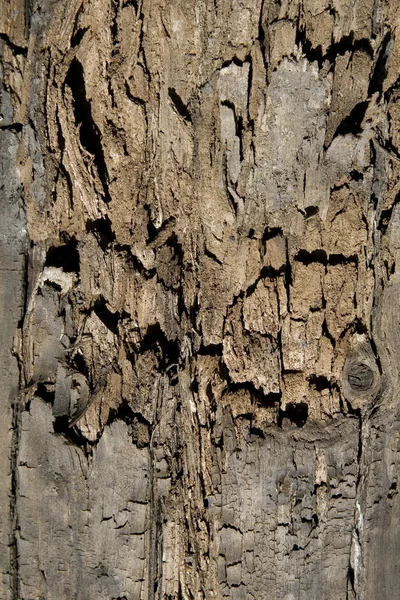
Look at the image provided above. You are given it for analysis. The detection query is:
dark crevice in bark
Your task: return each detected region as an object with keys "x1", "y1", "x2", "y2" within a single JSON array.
[
  {"x1": 115, "y1": 243, "x2": 157, "y2": 279},
  {"x1": 24, "y1": 0, "x2": 34, "y2": 38},
  {"x1": 330, "y1": 253, "x2": 358, "y2": 266},
  {"x1": 198, "y1": 343, "x2": 223, "y2": 356},
  {"x1": 225, "y1": 260, "x2": 287, "y2": 319},
  {"x1": 71, "y1": 27, "x2": 89, "y2": 48},
  {"x1": 322, "y1": 318, "x2": 336, "y2": 348},
  {"x1": 10, "y1": 401, "x2": 22, "y2": 600},
  {"x1": 246, "y1": 265, "x2": 285, "y2": 295},
  {"x1": 204, "y1": 246, "x2": 223, "y2": 265},
  {"x1": 0, "y1": 33, "x2": 27, "y2": 55},
  {"x1": 377, "y1": 189, "x2": 400, "y2": 235},
  {"x1": 110, "y1": 0, "x2": 119, "y2": 48},
  {"x1": 108, "y1": 401, "x2": 151, "y2": 446},
  {"x1": 145, "y1": 210, "x2": 178, "y2": 248},
  {"x1": 347, "y1": 562, "x2": 356, "y2": 599},
  {"x1": 296, "y1": 28, "x2": 373, "y2": 68},
  {"x1": 368, "y1": 31, "x2": 392, "y2": 97},
  {"x1": 93, "y1": 297, "x2": 121, "y2": 334},
  {"x1": 331, "y1": 102, "x2": 369, "y2": 142},
  {"x1": 308, "y1": 374, "x2": 334, "y2": 391},
  {"x1": 54, "y1": 112, "x2": 75, "y2": 208},
  {"x1": 295, "y1": 249, "x2": 327, "y2": 264},
  {"x1": 70, "y1": 2, "x2": 86, "y2": 46},
  {"x1": 17, "y1": 251, "x2": 30, "y2": 330},
  {"x1": 71, "y1": 356, "x2": 92, "y2": 388},
  {"x1": 124, "y1": 0, "x2": 138, "y2": 11},
  {"x1": 221, "y1": 99, "x2": 244, "y2": 161},
  {"x1": 375, "y1": 135, "x2": 400, "y2": 163},
  {"x1": 247, "y1": 54, "x2": 254, "y2": 129},
  {"x1": 65, "y1": 58, "x2": 111, "y2": 202},
  {"x1": 347, "y1": 414, "x2": 364, "y2": 595},
  {"x1": 284, "y1": 238, "x2": 292, "y2": 314},
  {"x1": 220, "y1": 55, "x2": 248, "y2": 69},
  {"x1": 53, "y1": 414, "x2": 95, "y2": 455},
  {"x1": 124, "y1": 81, "x2": 146, "y2": 106},
  {"x1": 230, "y1": 380, "x2": 281, "y2": 408},
  {"x1": 148, "y1": 418, "x2": 164, "y2": 600},
  {"x1": 140, "y1": 323, "x2": 180, "y2": 372},
  {"x1": 0, "y1": 122, "x2": 23, "y2": 132},
  {"x1": 250, "y1": 425, "x2": 265, "y2": 438},
  {"x1": 257, "y1": 0, "x2": 268, "y2": 78},
  {"x1": 168, "y1": 88, "x2": 192, "y2": 124},
  {"x1": 295, "y1": 249, "x2": 358, "y2": 266}
]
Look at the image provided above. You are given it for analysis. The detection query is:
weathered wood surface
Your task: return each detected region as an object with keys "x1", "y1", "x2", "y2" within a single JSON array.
[{"x1": 1, "y1": 0, "x2": 400, "y2": 598}]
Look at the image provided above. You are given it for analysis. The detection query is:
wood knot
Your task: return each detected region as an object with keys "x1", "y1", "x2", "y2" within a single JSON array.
[
  {"x1": 347, "y1": 361, "x2": 374, "y2": 391},
  {"x1": 342, "y1": 335, "x2": 381, "y2": 410}
]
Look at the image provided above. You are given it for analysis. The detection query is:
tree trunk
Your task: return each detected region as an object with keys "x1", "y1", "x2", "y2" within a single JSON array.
[{"x1": 1, "y1": 0, "x2": 400, "y2": 598}]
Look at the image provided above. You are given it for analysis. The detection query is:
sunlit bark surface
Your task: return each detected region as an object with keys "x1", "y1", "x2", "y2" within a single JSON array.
[{"x1": 1, "y1": 0, "x2": 400, "y2": 598}]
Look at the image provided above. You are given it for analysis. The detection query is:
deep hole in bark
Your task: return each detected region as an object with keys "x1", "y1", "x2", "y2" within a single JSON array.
[
  {"x1": 292, "y1": 543, "x2": 301, "y2": 551},
  {"x1": 250, "y1": 426, "x2": 265, "y2": 438},
  {"x1": 350, "y1": 170, "x2": 364, "y2": 181},
  {"x1": 263, "y1": 226, "x2": 283, "y2": 242},
  {"x1": 379, "y1": 207, "x2": 392, "y2": 234},
  {"x1": 279, "y1": 402, "x2": 308, "y2": 428},
  {"x1": 349, "y1": 318, "x2": 369, "y2": 335},
  {"x1": 322, "y1": 318, "x2": 336, "y2": 347},
  {"x1": 255, "y1": 390, "x2": 281, "y2": 408},
  {"x1": 86, "y1": 216, "x2": 115, "y2": 250},
  {"x1": 140, "y1": 323, "x2": 180, "y2": 377},
  {"x1": 308, "y1": 375, "x2": 332, "y2": 391},
  {"x1": 45, "y1": 239, "x2": 80, "y2": 273},
  {"x1": 165, "y1": 232, "x2": 185, "y2": 274},
  {"x1": 35, "y1": 382, "x2": 55, "y2": 404},
  {"x1": 304, "y1": 205, "x2": 319, "y2": 219}
]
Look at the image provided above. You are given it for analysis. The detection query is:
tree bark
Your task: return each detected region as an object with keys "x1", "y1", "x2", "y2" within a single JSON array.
[{"x1": 1, "y1": 0, "x2": 400, "y2": 598}]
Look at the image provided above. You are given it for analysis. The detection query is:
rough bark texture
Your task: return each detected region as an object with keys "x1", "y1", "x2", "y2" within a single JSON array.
[{"x1": 1, "y1": 0, "x2": 400, "y2": 598}]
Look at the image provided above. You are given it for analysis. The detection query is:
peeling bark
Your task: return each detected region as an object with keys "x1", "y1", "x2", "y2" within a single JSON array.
[{"x1": 1, "y1": 0, "x2": 400, "y2": 598}]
